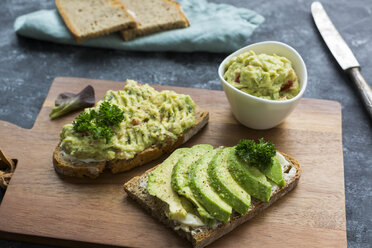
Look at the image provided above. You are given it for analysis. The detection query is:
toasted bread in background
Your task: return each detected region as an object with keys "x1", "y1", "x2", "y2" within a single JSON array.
[
  {"x1": 124, "y1": 152, "x2": 301, "y2": 248},
  {"x1": 118, "y1": 0, "x2": 190, "y2": 41},
  {"x1": 53, "y1": 110, "x2": 209, "y2": 179},
  {"x1": 56, "y1": 0, "x2": 137, "y2": 42}
]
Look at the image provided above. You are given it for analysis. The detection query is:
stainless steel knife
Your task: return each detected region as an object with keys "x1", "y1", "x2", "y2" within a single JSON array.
[{"x1": 311, "y1": 1, "x2": 372, "y2": 118}]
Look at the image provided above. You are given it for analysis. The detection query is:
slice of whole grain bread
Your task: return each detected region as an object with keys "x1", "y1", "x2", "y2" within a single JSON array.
[
  {"x1": 123, "y1": 152, "x2": 301, "y2": 248},
  {"x1": 56, "y1": 0, "x2": 137, "y2": 42},
  {"x1": 118, "y1": 0, "x2": 189, "y2": 41},
  {"x1": 53, "y1": 110, "x2": 209, "y2": 179}
]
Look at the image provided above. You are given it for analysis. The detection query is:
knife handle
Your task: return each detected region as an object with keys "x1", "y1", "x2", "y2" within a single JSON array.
[{"x1": 347, "y1": 67, "x2": 372, "y2": 119}]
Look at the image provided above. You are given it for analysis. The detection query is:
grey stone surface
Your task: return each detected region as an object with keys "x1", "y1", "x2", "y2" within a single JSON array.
[{"x1": 0, "y1": 0, "x2": 371, "y2": 247}]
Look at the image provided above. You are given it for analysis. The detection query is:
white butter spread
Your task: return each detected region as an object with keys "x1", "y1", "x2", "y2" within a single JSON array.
[
  {"x1": 270, "y1": 183, "x2": 279, "y2": 195},
  {"x1": 176, "y1": 213, "x2": 205, "y2": 227},
  {"x1": 276, "y1": 152, "x2": 290, "y2": 171},
  {"x1": 59, "y1": 148, "x2": 106, "y2": 164},
  {"x1": 269, "y1": 152, "x2": 296, "y2": 195},
  {"x1": 283, "y1": 167, "x2": 297, "y2": 184},
  {"x1": 139, "y1": 177, "x2": 148, "y2": 189}
]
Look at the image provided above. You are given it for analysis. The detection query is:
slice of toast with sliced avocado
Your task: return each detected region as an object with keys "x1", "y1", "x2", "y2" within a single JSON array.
[
  {"x1": 53, "y1": 80, "x2": 209, "y2": 179},
  {"x1": 124, "y1": 139, "x2": 301, "y2": 248}
]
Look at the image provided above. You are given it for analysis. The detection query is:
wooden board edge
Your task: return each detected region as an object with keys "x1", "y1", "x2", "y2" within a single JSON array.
[{"x1": 0, "y1": 230, "x2": 117, "y2": 248}]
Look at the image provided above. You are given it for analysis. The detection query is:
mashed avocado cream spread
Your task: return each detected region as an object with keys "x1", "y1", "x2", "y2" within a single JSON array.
[
  {"x1": 224, "y1": 51, "x2": 300, "y2": 100},
  {"x1": 60, "y1": 80, "x2": 196, "y2": 161}
]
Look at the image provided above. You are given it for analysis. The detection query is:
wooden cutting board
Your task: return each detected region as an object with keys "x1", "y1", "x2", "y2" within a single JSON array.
[{"x1": 0, "y1": 77, "x2": 346, "y2": 248}]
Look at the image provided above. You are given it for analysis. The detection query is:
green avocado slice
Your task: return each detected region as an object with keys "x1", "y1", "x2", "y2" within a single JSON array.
[
  {"x1": 228, "y1": 151, "x2": 272, "y2": 202},
  {"x1": 208, "y1": 147, "x2": 251, "y2": 215},
  {"x1": 262, "y1": 156, "x2": 285, "y2": 187},
  {"x1": 190, "y1": 149, "x2": 232, "y2": 222},
  {"x1": 171, "y1": 144, "x2": 215, "y2": 221},
  {"x1": 147, "y1": 148, "x2": 190, "y2": 220}
]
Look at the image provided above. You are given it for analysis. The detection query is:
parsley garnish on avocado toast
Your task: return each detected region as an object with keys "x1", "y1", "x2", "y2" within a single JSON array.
[
  {"x1": 72, "y1": 101, "x2": 124, "y2": 143},
  {"x1": 235, "y1": 138, "x2": 276, "y2": 171}
]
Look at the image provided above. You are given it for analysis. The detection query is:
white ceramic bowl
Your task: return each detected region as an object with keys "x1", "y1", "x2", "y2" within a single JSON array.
[{"x1": 218, "y1": 41, "x2": 308, "y2": 129}]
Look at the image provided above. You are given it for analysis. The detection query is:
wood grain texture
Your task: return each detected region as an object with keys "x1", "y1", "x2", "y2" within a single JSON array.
[{"x1": 0, "y1": 77, "x2": 346, "y2": 247}]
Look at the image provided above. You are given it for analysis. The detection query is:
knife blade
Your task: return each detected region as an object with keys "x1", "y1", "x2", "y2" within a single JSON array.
[{"x1": 311, "y1": 1, "x2": 372, "y2": 119}]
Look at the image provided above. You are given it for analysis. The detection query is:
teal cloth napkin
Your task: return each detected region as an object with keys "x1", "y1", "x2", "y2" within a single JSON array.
[{"x1": 14, "y1": 0, "x2": 264, "y2": 53}]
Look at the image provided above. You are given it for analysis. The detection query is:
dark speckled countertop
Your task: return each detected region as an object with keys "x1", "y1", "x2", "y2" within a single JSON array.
[{"x1": 0, "y1": 0, "x2": 371, "y2": 247}]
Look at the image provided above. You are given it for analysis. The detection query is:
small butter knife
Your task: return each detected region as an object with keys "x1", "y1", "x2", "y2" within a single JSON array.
[{"x1": 311, "y1": 1, "x2": 372, "y2": 119}]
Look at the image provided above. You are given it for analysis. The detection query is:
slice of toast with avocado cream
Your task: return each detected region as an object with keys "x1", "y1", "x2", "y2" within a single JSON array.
[
  {"x1": 124, "y1": 145, "x2": 301, "y2": 248},
  {"x1": 53, "y1": 80, "x2": 209, "y2": 179}
]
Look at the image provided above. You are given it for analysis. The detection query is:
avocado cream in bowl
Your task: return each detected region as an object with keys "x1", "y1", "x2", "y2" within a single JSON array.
[
  {"x1": 218, "y1": 41, "x2": 307, "y2": 129},
  {"x1": 223, "y1": 50, "x2": 300, "y2": 100}
]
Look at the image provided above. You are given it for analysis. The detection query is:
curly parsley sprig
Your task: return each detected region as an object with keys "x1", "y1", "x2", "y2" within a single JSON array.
[
  {"x1": 235, "y1": 138, "x2": 276, "y2": 171},
  {"x1": 72, "y1": 101, "x2": 124, "y2": 143}
]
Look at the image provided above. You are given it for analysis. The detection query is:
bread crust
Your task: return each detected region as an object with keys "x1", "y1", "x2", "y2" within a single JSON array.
[
  {"x1": 53, "y1": 110, "x2": 209, "y2": 178},
  {"x1": 123, "y1": 152, "x2": 301, "y2": 248},
  {"x1": 56, "y1": 0, "x2": 137, "y2": 43},
  {"x1": 170, "y1": 0, "x2": 190, "y2": 26}
]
